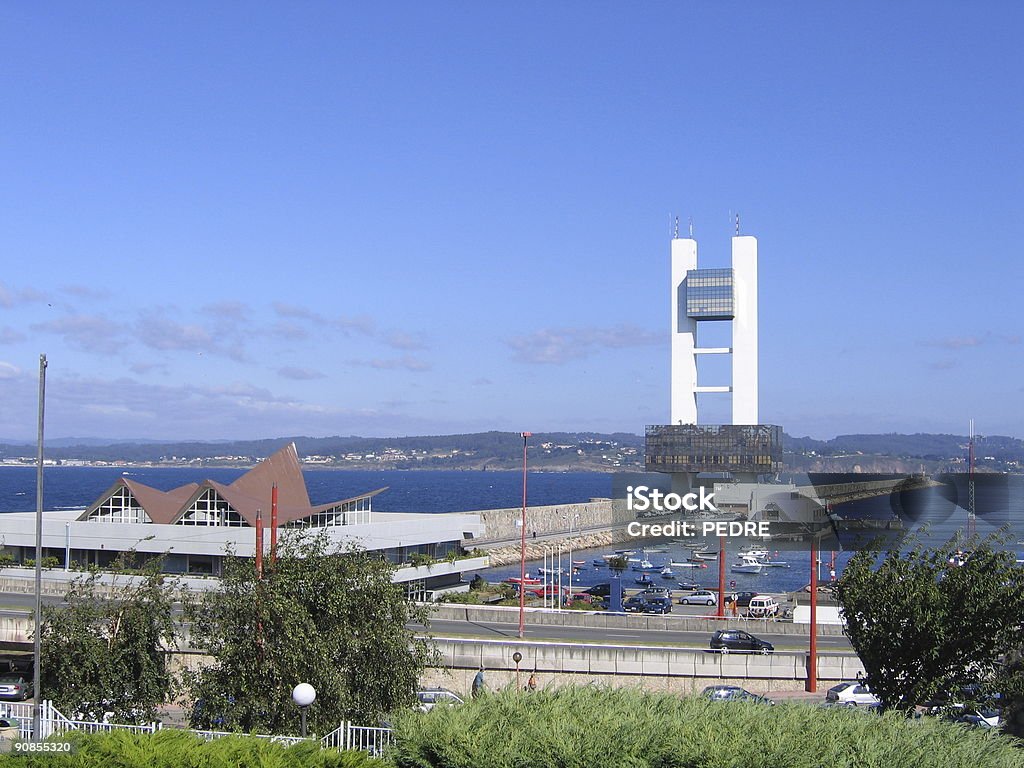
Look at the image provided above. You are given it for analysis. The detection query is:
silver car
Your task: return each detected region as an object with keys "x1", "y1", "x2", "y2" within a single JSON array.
[{"x1": 679, "y1": 590, "x2": 717, "y2": 606}]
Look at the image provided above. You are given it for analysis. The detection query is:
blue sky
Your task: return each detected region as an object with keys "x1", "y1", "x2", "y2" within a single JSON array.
[{"x1": 1, "y1": 2, "x2": 1021, "y2": 442}]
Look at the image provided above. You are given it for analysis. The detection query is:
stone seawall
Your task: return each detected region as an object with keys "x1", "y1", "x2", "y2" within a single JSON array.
[{"x1": 472, "y1": 499, "x2": 629, "y2": 544}]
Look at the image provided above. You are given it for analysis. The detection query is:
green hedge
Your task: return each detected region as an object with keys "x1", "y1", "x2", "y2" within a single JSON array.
[
  {"x1": 0, "y1": 730, "x2": 386, "y2": 768},
  {"x1": 389, "y1": 687, "x2": 1024, "y2": 768}
]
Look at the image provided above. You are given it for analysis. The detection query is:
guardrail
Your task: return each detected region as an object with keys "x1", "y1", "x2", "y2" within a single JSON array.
[{"x1": 0, "y1": 701, "x2": 394, "y2": 757}]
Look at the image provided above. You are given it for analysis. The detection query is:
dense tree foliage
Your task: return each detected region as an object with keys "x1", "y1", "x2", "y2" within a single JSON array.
[
  {"x1": 187, "y1": 532, "x2": 436, "y2": 734},
  {"x1": 39, "y1": 561, "x2": 181, "y2": 722},
  {"x1": 833, "y1": 534, "x2": 1024, "y2": 712}
]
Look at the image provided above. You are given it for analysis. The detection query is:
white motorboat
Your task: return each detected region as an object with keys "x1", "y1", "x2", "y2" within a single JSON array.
[{"x1": 731, "y1": 556, "x2": 764, "y2": 574}]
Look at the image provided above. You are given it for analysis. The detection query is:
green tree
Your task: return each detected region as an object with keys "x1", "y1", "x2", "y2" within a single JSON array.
[
  {"x1": 833, "y1": 534, "x2": 1024, "y2": 712},
  {"x1": 186, "y1": 531, "x2": 436, "y2": 734},
  {"x1": 39, "y1": 560, "x2": 181, "y2": 722}
]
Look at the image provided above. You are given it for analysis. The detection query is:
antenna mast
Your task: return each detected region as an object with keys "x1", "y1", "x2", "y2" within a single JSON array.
[{"x1": 968, "y1": 419, "x2": 976, "y2": 539}]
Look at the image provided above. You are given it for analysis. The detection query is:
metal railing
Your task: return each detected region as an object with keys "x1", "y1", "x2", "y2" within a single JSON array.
[
  {"x1": 321, "y1": 721, "x2": 395, "y2": 755},
  {"x1": 0, "y1": 702, "x2": 395, "y2": 757}
]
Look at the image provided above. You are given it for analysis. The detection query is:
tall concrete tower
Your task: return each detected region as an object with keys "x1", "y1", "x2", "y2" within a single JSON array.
[
  {"x1": 670, "y1": 233, "x2": 759, "y2": 425},
  {"x1": 650, "y1": 226, "x2": 779, "y2": 490}
]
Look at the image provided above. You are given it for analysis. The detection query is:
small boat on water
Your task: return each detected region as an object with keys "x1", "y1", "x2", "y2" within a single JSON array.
[
  {"x1": 731, "y1": 556, "x2": 764, "y2": 574},
  {"x1": 573, "y1": 560, "x2": 586, "y2": 567},
  {"x1": 592, "y1": 559, "x2": 606, "y2": 566},
  {"x1": 669, "y1": 560, "x2": 706, "y2": 569},
  {"x1": 693, "y1": 551, "x2": 719, "y2": 561},
  {"x1": 631, "y1": 559, "x2": 657, "y2": 571},
  {"x1": 660, "y1": 566, "x2": 675, "y2": 579},
  {"x1": 635, "y1": 574, "x2": 655, "y2": 586},
  {"x1": 538, "y1": 567, "x2": 565, "y2": 576}
]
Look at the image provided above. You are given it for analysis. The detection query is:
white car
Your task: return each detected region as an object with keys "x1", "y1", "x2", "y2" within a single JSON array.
[
  {"x1": 825, "y1": 681, "x2": 879, "y2": 706},
  {"x1": 415, "y1": 688, "x2": 464, "y2": 712},
  {"x1": 679, "y1": 590, "x2": 717, "y2": 606}
]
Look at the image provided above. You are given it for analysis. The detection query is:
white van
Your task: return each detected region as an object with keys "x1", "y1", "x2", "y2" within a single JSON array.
[{"x1": 747, "y1": 596, "x2": 780, "y2": 618}]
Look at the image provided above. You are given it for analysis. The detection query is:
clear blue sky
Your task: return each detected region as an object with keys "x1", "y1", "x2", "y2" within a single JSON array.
[{"x1": 1, "y1": 2, "x2": 1021, "y2": 442}]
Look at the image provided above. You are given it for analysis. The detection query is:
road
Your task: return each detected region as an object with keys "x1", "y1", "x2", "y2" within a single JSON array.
[
  {"x1": 416, "y1": 617, "x2": 855, "y2": 652},
  {"x1": 1, "y1": 590, "x2": 854, "y2": 654}
]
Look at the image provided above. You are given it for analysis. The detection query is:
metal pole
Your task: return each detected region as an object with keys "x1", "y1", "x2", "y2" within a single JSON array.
[
  {"x1": 807, "y1": 535, "x2": 818, "y2": 692},
  {"x1": 64, "y1": 522, "x2": 70, "y2": 571},
  {"x1": 300, "y1": 706, "x2": 307, "y2": 738},
  {"x1": 33, "y1": 354, "x2": 46, "y2": 739},
  {"x1": 518, "y1": 432, "x2": 531, "y2": 639},
  {"x1": 567, "y1": 514, "x2": 573, "y2": 597},
  {"x1": 270, "y1": 483, "x2": 279, "y2": 567},
  {"x1": 717, "y1": 535, "x2": 726, "y2": 619}
]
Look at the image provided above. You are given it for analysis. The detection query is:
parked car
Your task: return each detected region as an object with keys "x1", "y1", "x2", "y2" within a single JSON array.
[
  {"x1": 709, "y1": 629, "x2": 774, "y2": 654},
  {"x1": 0, "y1": 717, "x2": 19, "y2": 742},
  {"x1": 641, "y1": 596, "x2": 673, "y2": 614},
  {"x1": 746, "y1": 596, "x2": 780, "y2": 618},
  {"x1": 732, "y1": 591, "x2": 759, "y2": 607},
  {"x1": 416, "y1": 687, "x2": 464, "y2": 712},
  {"x1": 637, "y1": 587, "x2": 672, "y2": 600},
  {"x1": 825, "y1": 681, "x2": 879, "y2": 706},
  {"x1": 680, "y1": 590, "x2": 717, "y2": 606},
  {"x1": 583, "y1": 583, "x2": 614, "y2": 598},
  {"x1": 676, "y1": 581, "x2": 702, "y2": 591},
  {"x1": 701, "y1": 685, "x2": 774, "y2": 705},
  {"x1": 0, "y1": 676, "x2": 32, "y2": 702},
  {"x1": 622, "y1": 596, "x2": 648, "y2": 613}
]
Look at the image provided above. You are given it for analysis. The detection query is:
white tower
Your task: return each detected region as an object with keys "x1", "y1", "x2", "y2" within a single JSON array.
[{"x1": 670, "y1": 232, "x2": 759, "y2": 426}]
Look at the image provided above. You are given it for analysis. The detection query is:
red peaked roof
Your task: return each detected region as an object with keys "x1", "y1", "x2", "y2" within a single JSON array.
[{"x1": 79, "y1": 443, "x2": 383, "y2": 527}]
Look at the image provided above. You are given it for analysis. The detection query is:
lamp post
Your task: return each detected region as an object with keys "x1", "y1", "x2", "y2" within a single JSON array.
[
  {"x1": 513, "y1": 650, "x2": 523, "y2": 690},
  {"x1": 32, "y1": 354, "x2": 46, "y2": 740},
  {"x1": 518, "y1": 432, "x2": 531, "y2": 639},
  {"x1": 566, "y1": 512, "x2": 579, "y2": 598},
  {"x1": 292, "y1": 683, "x2": 316, "y2": 738}
]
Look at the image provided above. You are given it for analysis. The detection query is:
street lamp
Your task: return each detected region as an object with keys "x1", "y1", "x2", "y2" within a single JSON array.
[
  {"x1": 292, "y1": 683, "x2": 316, "y2": 737},
  {"x1": 512, "y1": 650, "x2": 523, "y2": 690},
  {"x1": 518, "y1": 432, "x2": 532, "y2": 639}
]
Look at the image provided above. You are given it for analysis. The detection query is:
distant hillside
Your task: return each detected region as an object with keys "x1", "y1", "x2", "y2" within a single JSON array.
[{"x1": 0, "y1": 430, "x2": 1020, "y2": 473}]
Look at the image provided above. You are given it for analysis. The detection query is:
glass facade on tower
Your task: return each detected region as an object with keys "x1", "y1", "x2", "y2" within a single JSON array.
[{"x1": 685, "y1": 268, "x2": 734, "y2": 320}]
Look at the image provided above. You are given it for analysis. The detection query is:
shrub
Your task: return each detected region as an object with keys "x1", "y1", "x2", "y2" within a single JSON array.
[
  {"x1": 0, "y1": 729, "x2": 386, "y2": 768},
  {"x1": 389, "y1": 686, "x2": 1024, "y2": 768}
]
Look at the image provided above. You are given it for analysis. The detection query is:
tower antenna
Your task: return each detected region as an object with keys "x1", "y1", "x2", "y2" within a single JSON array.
[
  {"x1": 674, "y1": 215, "x2": 679, "y2": 239},
  {"x1": 688, "y1": 217, "x2": 694, "y2": 238},
  {"x1": 735, "y1": 212, "x2": 741, "y2": 236}
]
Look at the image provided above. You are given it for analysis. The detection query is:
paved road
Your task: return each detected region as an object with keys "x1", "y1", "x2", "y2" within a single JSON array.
[{"x1": 417, "y1": 617, "x2": 855, "y2": 652}]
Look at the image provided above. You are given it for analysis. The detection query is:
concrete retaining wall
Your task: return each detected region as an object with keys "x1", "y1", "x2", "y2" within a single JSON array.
[
  {"x1": 421, "y1": 636, "x2": 863, "y2": 698},
  {"x1": 426, "y1": 602, "x2": 848, "y2": 636}
]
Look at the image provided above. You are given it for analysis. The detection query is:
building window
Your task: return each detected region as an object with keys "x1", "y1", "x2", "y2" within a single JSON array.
[
  {"x1": 178, "y1": 489, "x2": 246, "y2": 526},
  {"x1": 86, "y1": 486, "x2": 152, "y2": 524}
]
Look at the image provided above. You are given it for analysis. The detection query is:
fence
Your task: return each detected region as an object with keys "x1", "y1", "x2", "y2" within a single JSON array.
[
  {"x1": 321, "y1": 721, "x2": 395, "y2": 755},
  {"x1": 0, "y1": 702, "x2": 395, "y2": 757}
]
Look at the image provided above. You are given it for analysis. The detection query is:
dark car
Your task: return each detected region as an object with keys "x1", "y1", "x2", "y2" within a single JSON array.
[
  {"x1": 642, "y1": 596, "x2": 673, "y2": 614},
  {"x1": 710, "y1": 629, "x2": 774, "y2": 654},
  {"x1": 637, "y1": 586, "x2": 672, "y2": 600},
  {"x1": 676, "y1": 581, "x2": 702, "y2": 591},
  {"x1": 0, "y1": 675, "x2": 33, "y2": 702},
  {"x1": 623, "y1": 596, "x2": 648, "y2": 613},
  {"x1": 702, "y1": 685, "x2": 774, "y2": 705},
  {"x1": 732, "y1": 591, "x2": 759, "y2": 607},
  {"x1": 584, "y1": 583, "x2": 614, "y2": 598}
]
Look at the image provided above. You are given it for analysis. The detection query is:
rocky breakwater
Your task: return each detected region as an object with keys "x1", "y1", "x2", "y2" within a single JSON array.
[{"x1": 480, "y1": 530, "x2": 632, "y2": 567}]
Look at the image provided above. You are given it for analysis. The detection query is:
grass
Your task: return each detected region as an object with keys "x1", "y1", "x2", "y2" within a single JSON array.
[{"x1": 389, "y1": 686, "x2": 1024, "y2": 768}]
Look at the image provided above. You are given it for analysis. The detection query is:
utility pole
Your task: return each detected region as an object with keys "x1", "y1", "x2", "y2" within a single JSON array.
[{"x1": 32, "y1": 354, "x2": 47, "y2": 739}]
